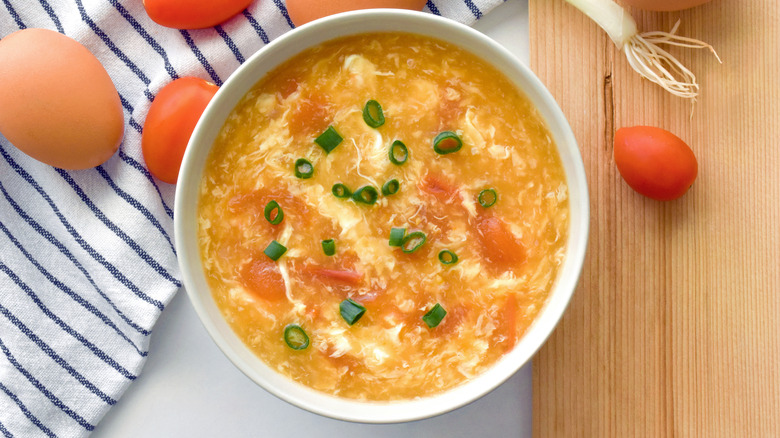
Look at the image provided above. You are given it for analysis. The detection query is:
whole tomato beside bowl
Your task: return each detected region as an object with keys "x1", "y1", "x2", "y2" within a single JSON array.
[
  {"x1": 285, "y1": 0, "x2": 427, "y2": 26},
  {"x1": 614, "y1": 126, "x2": 698, "y2": 201},
  {"x1": 143, "y1": 0, "x2": 254, "y2": 29},
  {"x1": 142, "y1": 77, "x2": 218, "y2": 184}
]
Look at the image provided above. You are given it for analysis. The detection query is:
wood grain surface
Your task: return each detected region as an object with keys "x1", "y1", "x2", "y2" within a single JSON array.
[{"x1": 529, "y1": 1, "x2": 780, "y2": 436}]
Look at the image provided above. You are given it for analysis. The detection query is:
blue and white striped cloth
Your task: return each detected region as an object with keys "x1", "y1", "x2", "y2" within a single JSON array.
[{"x1": 0, "y1": 0, "x2": 502, "y2": 436}]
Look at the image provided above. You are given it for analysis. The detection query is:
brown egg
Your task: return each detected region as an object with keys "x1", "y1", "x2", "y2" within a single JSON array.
[
  {"x1": 286, "y1": 0, "x2": 428, "y2": 27},
  {"x1": 0, "y1": 28, "x2": 124, "y2": 170},
  {"x1": 621, "y1": 0, "x2": 713, "y2": 11}
]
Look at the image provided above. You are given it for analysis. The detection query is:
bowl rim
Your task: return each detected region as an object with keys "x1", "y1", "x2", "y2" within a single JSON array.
[{"x1": 174, "y1": 8, "x2": 589, "y2": 424}]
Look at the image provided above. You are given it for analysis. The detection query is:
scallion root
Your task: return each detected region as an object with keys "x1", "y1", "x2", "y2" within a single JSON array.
[
  {"x1": 623, "y1": 20, "x2": 721, "y2": 100},
  {"x1": 564, "y1": 0, "x2": 721, "y2": 101}
]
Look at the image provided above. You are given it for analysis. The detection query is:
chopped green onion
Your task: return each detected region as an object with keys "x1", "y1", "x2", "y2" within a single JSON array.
[
  {"x1": 264, "y1": 240, "x2": 287, "y2": 261},
  {"x1": 401, "y1": 231, "x2": 426, "y2": 254},
  {"x1": 438, "y1": 250, "x2": 459, "y2": 265},
  {"x1": 315, "y1": 125, "x2": 343, "y2": 153},
  {"x1": 294, "y1": 158, "x2": 314, "y2": 179},
  {"x1": 263, "y1": 200, "x2": 284, "y2": 225},
  {"x1": 433, "y1": 131, "x2": 463, "y2": 155},
  {"x1": 362, "y1": 99, "x2": 385, "y2": 128},
  {"x1": 339, "y1": 298, "x2": 366, "y2": 325},
  {"x1": 478, "y1": 188, "x2": 498, "y2": 208},
  {"x1": 321, "y1": 239, "x2": 336, "y2": 256},
  {"x1": 351, "y1": 185, "x2": 378, "y2": 205},
  {"x1": 389, "y1": 227, "x2": 406, "y2": 247},
  {"x1": 332, "y1": 183, "x2": 351, "y2": 199},
  {"x1": 381, "y1": 179, "x2": 400, "y2": 196},
  {"x1": 422, "y1": 303, "x2": 447, "y2": 328},
  {"x1": 283, "y1": 324, "x2": 309, "y2": 350},
  {"x1": 389, "y1": 140, "x2": 408, "y2": 165}
]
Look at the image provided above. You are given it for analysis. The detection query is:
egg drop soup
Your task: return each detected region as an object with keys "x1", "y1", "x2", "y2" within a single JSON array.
[{"x1": 198, "y1": 32, "x2": 569, "y2": 400}]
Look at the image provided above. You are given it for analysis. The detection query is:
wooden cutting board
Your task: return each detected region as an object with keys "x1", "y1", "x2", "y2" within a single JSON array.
[{"x1": 529, "y1": 1, "x2": 779, "y2": 436}]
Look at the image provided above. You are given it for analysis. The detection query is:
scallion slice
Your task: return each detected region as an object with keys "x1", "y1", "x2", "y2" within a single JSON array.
[
  {"x1": 478, "y1": 188, "x2": 498, "y2": 208},
  {"x1": 438, "y1": 249, "x2": 459, "y2": 265},
  {"x1": 263, "y1": 200, "x2": 284, "y2": 225},
  {"x1": 283, "y1": 324, "x2": 309, "y2": 350},
  {"x1": 401, "y1": 231, "x2": 426, "y2": 254},
  {"x1": 381, "y1": 179, "x2": 400, "y2": 196},
  {"x1": 433, "y1": 131, "x2": 463, "y2": 155},
  {"x1": 389, "y1": 227, "x2": 406, "y2": 247},
  {"x1": 332, "y1": 183, "x2": 351, "y2": 199},
  {"x1": 389, "y1": 140, "x2": 408, "y2": 165},
  {"x1": 362, "y1": 99, "x2": 385, "y2": 128},
  {"x1": 339, "y1": 298, "x2": 366, "y2": 325},
  {"x1": 351, "y1": 185, "x2": 378, "y2": 205},
  {"x1": 264, "y1": 240, "x2": 287, "y2": 261},
  {"x1": 422, "y1": 303, "x2": 447, "y2": 328},
  {"x1": 315, "y1": 125, "x2": 343, "y2": 153},
  {"x1": 294, "y1": 158, "x2": 314, "y2": 179},
  {"x1": 322, "y1": 239, "x2": 336, "y2": 256}
]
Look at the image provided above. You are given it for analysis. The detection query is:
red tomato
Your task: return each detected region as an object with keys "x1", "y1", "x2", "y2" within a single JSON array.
[
  {"x1": 304, "y1": 267, "x2": 363, "y2": 286},
  {"x1": 494, "y1": 294, "x2": 518, "y2": 353},
  {"x1": 240, "y1": 258, "x2": 287, "y2": 301},
  {"x1": 143, "y1": 0, "x2": 254, "y2": 29},
  {"x1": 476, "y1": 215, "x2": 526, "y2": 271},
  {"x1": 286, "y1": 0, "x2": 427, "y2": 27},
  {"x1": 419, "y1": 173, "x2": 459, "y2": 202},
  {"x1": 142, "y1": 77, "x2": 218, "y2": 184},
  {"x1": 614, "y1": 126, "x2": 698, "y2": 201},
  {"x1": 288, "y1": 93, "x2": 331, "y2": 138}
]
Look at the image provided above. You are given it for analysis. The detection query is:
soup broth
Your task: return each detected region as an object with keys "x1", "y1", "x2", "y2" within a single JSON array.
[{"x1": 198, "y1": 32, "x2": 569, "y2": 400}]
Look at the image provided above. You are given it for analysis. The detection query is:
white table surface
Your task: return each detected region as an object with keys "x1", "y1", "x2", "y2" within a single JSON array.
[{"x1": 93, "y1": 2, "x2": 531, "y2": 436}]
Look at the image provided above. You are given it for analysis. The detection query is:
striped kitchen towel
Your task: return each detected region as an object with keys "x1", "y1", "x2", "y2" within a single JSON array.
[{"x1": 0, "y1": 0, "x2": 503, "y2": 436}]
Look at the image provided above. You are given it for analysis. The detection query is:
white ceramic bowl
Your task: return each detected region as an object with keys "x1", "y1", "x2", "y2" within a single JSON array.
[{"x1": 175, "y1": 9, "x2": 589, "y2": 424}]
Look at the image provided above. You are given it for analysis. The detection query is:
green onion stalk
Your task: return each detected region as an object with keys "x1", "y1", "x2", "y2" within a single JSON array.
[{"x1": 565, "y1": 0, "x2": 720, "y2": 100}]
